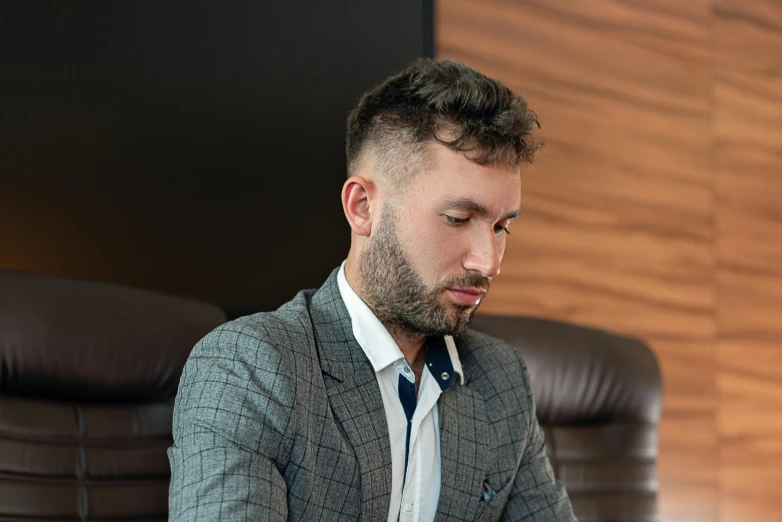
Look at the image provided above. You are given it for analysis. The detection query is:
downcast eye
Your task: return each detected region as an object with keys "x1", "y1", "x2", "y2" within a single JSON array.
[
  {"x1": 494, "y1": 224, "x2": 511, "y2": 235},
  {"x1": 445, "y1": 215, "x2": 469, "y2": 225}
]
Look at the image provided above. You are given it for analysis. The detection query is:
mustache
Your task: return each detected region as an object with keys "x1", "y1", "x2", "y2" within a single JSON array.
[{"x1": 437, "y1": 272, "x2": 491, "y2": 292}]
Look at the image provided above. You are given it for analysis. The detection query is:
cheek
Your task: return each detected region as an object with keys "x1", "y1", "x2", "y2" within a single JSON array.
[
  {"x1": 413, "y1": 229, "x2": 458, "y2": 263},
  {"x1": 398, "y1": 218, "x2": 464, "y2": 273}
]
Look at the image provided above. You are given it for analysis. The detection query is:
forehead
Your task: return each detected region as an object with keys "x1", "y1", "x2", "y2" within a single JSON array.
[{"x1": 408, "y1": 142, "x2": 521, "y2": 212}]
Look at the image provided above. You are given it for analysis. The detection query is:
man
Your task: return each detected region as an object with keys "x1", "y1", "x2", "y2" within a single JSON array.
[{"x1": 168, "y1": 58, "x2": 576, "y2": 521}]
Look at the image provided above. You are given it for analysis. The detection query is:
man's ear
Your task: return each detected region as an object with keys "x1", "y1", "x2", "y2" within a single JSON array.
[{"x1": 341, "y1": 176, "x2": 375, "y2": 236}]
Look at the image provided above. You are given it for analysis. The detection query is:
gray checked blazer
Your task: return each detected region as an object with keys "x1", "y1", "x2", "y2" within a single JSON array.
[{"x1": 168, "y1": 268, "x2": 576, "y2": 521}]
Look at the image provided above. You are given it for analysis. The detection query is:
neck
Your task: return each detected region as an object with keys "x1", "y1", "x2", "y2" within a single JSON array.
[{"x1": 381, "y1": 319, "x2": 427, "y2": 369}]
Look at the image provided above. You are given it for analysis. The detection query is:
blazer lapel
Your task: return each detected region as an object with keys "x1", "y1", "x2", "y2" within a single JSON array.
[
  {"x1": 309, "y1": 269, "x2": 392, "y2": 522},
  {"x1": 434, "y1": 381, "x2": 489, "y2": 522}
]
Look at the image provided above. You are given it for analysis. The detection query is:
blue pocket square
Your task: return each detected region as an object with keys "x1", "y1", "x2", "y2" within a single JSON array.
[{"x1": 479, "y1": 481, "x2": 496, "y2": 502}]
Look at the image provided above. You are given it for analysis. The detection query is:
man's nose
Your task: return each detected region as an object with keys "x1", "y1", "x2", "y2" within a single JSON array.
[{"x1": 462, "y1": 232, "x2": 502, "y2": 279}]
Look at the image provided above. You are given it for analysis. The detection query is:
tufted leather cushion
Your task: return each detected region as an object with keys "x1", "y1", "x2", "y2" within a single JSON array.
[
  {"x1": 0, "y1": 271, "x2": 227, "y2": 521},
  {"x1": 471, "y1": 314, "x2": 663, "y2": 522}
]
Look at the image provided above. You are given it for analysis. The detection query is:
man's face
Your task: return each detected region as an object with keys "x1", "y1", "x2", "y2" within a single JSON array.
[{"x1": 358, "y1": 143, "x2": 521, "y2": 336}]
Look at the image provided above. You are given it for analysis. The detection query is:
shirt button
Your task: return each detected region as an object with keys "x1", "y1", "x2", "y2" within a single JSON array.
[
  {"x1": 405, "y1": 502, "x2": 414, "y2": 513},
  {"x1": 441, "y1": 372, "x2": 450, "y2": 380},
  {"x1": 404, "y1": 366, "x2": 411, "y2": 373}
]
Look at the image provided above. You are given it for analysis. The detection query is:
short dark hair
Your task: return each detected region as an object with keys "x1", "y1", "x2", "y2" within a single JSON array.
[{"x1": 346, "y1": 58, "x2": 540, "y2": 183}]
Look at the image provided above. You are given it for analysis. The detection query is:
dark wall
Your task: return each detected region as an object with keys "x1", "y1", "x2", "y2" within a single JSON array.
[{"x1": 0, "y1": 1, "x2": 432, "y2": 316}]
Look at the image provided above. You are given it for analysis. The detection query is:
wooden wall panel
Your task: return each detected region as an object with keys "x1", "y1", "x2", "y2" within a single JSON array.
[
  {"x1": 438, "y1": 1, "x2": 716, "y2": 520},
  {"x1": 652, "y1": 338, "x2": 718, "y2": 521},
  {"x1": 714, "y1": 1, "x2": 782, "y2": 520}
]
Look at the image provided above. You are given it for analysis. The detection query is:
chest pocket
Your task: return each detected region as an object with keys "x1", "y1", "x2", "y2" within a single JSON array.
[{"x1": 474, "y1": 476, "x2": 515, "y2": 522}]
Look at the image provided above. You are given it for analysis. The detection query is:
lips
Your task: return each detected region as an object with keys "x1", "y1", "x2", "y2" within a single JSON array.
[{"x1": 447, "y1": 287, "x2": 487, "y2": 306}]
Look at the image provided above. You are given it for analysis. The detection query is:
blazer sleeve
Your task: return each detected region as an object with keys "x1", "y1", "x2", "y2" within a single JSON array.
[
  {"x1": 168, "y1": 324, "x2": 296, "y2": 521},
  {"x1": 501, "y1": 356, "x2": 577, "y2": 522}
]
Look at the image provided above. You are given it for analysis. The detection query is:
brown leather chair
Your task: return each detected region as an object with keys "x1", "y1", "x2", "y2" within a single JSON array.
[
  {"x1": 0, "y1": 271, "x2": 226, "y2": 521},
  {"x1": 472, "y1": 315, "x2": 663, "y2": 522},
  {"x1": 1, "y1": 271, "x2": 661, "y2": 521}
]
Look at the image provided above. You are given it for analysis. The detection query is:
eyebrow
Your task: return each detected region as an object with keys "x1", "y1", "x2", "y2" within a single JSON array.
[{"x1": 438, "y1": 197, "x2": 520, "y2": 221}]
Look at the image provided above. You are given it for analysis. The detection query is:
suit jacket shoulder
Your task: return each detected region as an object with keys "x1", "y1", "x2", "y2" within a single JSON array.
[
  {"x1": 196, "y1": 288, "x2": 317, "y2": 360},
  {"x1": 172, "y1": 289, "x2": 319, "y2": 467}
]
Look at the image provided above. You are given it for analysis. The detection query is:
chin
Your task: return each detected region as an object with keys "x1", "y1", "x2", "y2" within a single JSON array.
[{"x1": 448, "y1": 309, "x2": 477, "y2": 332}]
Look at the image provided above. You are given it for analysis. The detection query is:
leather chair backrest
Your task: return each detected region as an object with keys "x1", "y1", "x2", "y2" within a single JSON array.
[
  {"x1": 0, "y1": 271, "x2": 226, "y2": 521},
  {"x1": 0, "y1": 271, "x2": 662, "y2": 521},
  {"x1": 470, "y1": 315, "x2": 663, "y2": 522}
]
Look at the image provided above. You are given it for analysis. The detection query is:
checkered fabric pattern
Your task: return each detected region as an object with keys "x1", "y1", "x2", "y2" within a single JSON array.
[{"x1": 168, "y1": 268, "x2": 576, "y2": 521}]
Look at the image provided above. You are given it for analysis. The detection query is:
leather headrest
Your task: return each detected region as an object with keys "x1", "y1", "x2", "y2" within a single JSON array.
[
  {"x1": 470, "y1": 314, "x2": 662, "y2": 425},
  {"x1": 0, "y1": 271, "x2": 226, "y2": 403}
]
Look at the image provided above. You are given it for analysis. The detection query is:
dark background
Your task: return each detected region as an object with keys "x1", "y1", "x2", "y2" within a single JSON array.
[{"x1": 0, "y1": 1, "x2": 433, "y2": 316}]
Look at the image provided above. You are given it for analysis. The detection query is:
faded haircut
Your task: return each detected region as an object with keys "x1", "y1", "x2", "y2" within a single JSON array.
[{"x1": 345, "y1": 58, "x2": 541, "y2": 189}]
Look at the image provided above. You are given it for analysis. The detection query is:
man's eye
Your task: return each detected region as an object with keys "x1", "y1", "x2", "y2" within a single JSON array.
[
  {"x1": 445, "y1": 215, "x2": 468, "y2": 225},
  {"x1": 494, "y1": 224, "x2": 511, "y2": 236}
]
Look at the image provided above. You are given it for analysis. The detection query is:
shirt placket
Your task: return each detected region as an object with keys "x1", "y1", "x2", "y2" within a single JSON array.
[
  {"x1": 395, "y1": 336, "x2": 457, "y2": 522},
  {"x1": 401, "y1": 370, "x2": 440, "y2": 521},
  {"x1": 397, "y1": 363, "x2": 416, "y2": 521}
]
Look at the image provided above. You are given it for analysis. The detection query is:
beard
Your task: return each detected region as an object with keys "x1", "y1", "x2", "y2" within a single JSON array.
[{"x1": 357, "y1": 205, "x2": 490, "y2": 337}]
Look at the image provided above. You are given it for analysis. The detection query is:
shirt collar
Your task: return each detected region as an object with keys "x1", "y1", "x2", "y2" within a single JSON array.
[{"x1": 336, "y1": 261, "x2": 464, "y2": 385}]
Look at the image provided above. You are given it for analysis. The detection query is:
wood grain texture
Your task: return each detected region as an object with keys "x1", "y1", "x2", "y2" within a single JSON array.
[
  {"x1": 436, "y1": 0, "x2": 782, "y2": 520},
  {"x1": 652, "y1": 338, "x2": 718, "y2": 521},
  {"x1": 714, "y1": 1, "x2": 782, "y2": 519}
]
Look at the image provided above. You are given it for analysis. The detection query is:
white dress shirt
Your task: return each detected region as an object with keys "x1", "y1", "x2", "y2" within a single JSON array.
[{"x1": 337, "y1": 262, "x2": 464, "y2": 522}]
